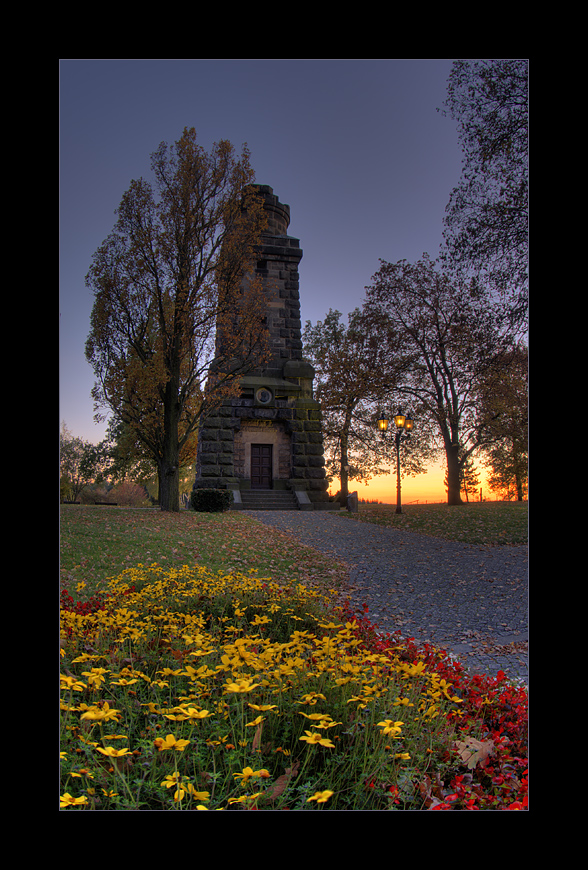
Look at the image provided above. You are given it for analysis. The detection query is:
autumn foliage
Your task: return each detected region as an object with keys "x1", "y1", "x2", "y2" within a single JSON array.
[{"x1": 85, "y1": 128, "x2": 270, "y2": 512}]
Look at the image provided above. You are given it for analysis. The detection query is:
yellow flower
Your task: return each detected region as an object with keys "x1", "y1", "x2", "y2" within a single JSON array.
[
  {"x1": 81, "y1": 667, "x2": 109, "y2": 689},
  {"x1": 299, "y1": 731, "x2": 335, "y2": 748},
  {"x1": 60, "y1": 674, "x2": 87, "y2": 692},
  {"x1": 80, "y1": 702, "x2": 121, "y2": 723},
  {"x1": 162, "y1": 772, "x2": 181, "y2": 787},
  {"x1": 307, "y1": 790, "x2": 334, "y2": 804},
  {"x1": 250, "y1": 614, "x2": 271, "y2": 625},
  {"x1": 96, "y1": 746, "x2": 131, "y2": 758},
  {"x1": 298, "y1": 693, "x2": 326, "y2": 705},
  {"x1": 185, "y1": 785, "x2": 210, "y2": 801},
  {"x1": 346, "y1": 695, "x2": 369, "y2": 709},
  {"x1": 233, "y1": 767, "x2": 254, "y2": 785},
  {"x1": 248, "y1": 703, "x2": 278, "y2": 712},
  {"x1": 185, "y1": 707, "x2": 213, "y2": 720},
  {"x1": 141, "y1": 702, "x2": 162, "y2": 713},
  {"x1": 377, "y1": 720, "x2": 404, "y2": 736},
  {"x1": 162, "y1": 772, "x2": 207, "y2": 801},
  {"x1": 164, "y1": 706, "x2": 213, "y2": 721},
  {"x1": 405, "y1": 661, "x2": 427, "y2": 677},
  {"x1": 421, "y1": 704, "x2": 439, "y2": 720},
  {"x1": 153, "y1": 734, "x2": 191, "y2": 752},
  {"x1": 245, "y1": 715, "x2": 265, "y2": 727},
  {"x1": 224, "y1": 678, "x2": 260, "y2": 693},
  {"x1": 431, "y1": 677, "x2": 462, "y2": 703},
  {"x1": 228, "y1": 793, "x2": 264, "y2": 804},
  {"x1": 76, "y1": 768, "x2": 94, "y2": 779},
  {"x1": 60, "y1": 792, "x2": 88, "y2": 808},
  {"x1": 299, "y1": 713, "x2": 341, "y2": 730},
  {"x1": 233, "y1": 766, "x2": 270, "y2": 785}
]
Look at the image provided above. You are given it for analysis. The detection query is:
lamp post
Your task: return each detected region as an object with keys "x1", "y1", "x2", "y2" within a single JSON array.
[{"x1": 377, "y1": 408, "x2": 413, "y2": 514}]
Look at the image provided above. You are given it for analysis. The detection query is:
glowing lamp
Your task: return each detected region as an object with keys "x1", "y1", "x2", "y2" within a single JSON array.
[{"x1": 374, "y1": 407, "x2": 415, "y2": 515}]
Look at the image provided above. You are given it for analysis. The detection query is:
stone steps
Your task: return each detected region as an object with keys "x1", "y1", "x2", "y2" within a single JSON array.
[{"x1": 239, "y1": 489, "x2": 299, "y2": 510}]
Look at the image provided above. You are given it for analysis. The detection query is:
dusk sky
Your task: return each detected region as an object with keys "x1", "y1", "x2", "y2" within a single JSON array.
[{"x1": 59, "y1": 58, "x2": 470, "y2": 502}]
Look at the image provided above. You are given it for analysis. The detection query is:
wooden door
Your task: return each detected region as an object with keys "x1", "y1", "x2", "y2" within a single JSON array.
[{"x1": 251, "y1": 444, "x2": 273, "y2": 489}]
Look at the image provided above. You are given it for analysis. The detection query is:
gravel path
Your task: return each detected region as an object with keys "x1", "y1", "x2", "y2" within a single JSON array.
[{"x1": 244, "y1": 510, "x2": 529, "y2": 685}]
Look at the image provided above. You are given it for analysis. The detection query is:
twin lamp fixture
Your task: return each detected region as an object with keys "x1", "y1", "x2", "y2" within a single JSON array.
[
  {"x1": 376, "y1": 408, "x2": 413, "y2": 514},
  {"x1": 376, "y1": 409, "x2": 413, "y2": 435}
]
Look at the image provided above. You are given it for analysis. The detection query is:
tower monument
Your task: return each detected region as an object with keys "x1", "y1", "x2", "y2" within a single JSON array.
[{"x1": 192, "y1": 185, "x2": 334, "y2": 510}]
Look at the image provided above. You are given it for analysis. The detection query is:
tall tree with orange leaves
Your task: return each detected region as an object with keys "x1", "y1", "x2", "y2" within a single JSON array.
[{"x1": 85, "y1": 128, "x2": 269, "y2": 511}]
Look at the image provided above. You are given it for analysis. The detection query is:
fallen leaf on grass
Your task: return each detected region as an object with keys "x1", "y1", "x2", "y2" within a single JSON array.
[
  {"x1": 417, "y1": 772, "x2": 446, "y2": 808},
  {"x1": 266, "y1": 760, "x2": 300, "y2": 802},
  {"x1": 252, "y1": 722, "x2": 263, "y2": 752},
  {"x1": 454, "y1": 737, "x2": 495, "y2": 769}
]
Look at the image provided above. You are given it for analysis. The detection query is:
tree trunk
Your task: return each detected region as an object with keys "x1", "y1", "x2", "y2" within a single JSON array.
[
  {"x1": 445, "y1": 441, "x2": 463, "y2": 506},
  {"x1": 159, "y1": 379, "x2": 181, "y2": 512},
  {"x1": 159, "y1": 458, "x2": 180, "y2": 512},
  {"x1": 512, "y1": 439, "x2": 525, "y2": 501},
  {"x1": 339, "y1": 430, "x2": 350, "y2": 508}
]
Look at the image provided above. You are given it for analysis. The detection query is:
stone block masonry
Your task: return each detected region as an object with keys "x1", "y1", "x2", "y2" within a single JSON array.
[{"x1": 193, "y1": 185, "x2": 335, "y2": 510}]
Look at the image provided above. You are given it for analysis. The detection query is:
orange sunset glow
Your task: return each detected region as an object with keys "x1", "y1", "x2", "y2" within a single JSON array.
[{"x1": 331, "y1": 461, "x2": 493, "y2": 505}]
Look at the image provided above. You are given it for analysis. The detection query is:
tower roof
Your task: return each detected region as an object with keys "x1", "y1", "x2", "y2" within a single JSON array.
[{"x1": 254, "y1": 184, "x2": 291, "y2": 236}]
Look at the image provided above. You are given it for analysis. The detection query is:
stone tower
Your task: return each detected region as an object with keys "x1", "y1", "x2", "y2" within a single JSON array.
[{"x1": 192, "y1": 185, "x2": 334, "y2": 510}]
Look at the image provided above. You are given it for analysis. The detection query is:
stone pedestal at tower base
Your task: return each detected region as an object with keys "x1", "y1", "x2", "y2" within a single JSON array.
[{"x1": 192, "y1": 392, "x2": 339, "y2": 511}]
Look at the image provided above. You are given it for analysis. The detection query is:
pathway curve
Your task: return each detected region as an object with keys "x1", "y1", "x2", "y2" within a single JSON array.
[{"x1": 244, "y1": 510, "x2": 529, "y2": 684}]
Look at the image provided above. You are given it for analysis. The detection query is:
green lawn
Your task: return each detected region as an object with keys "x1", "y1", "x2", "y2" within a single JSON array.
[
  {"x1": 60, "y1": 501, "x2": 527, "y2": 601},
  {"x1": 342, "y1": 501, "x2": 528, "y2": 545},
  {"x1": 59, "y1": 506, "x2": 347, "y2": 599}
]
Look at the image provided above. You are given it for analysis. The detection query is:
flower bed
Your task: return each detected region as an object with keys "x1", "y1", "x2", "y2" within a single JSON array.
[{"x1": 60, "y1": 564, "x2": 527, "y2": 810}]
